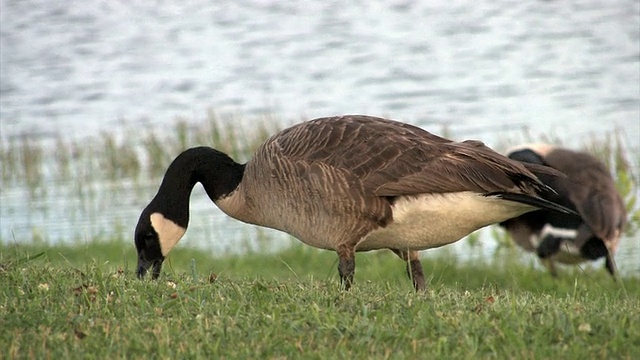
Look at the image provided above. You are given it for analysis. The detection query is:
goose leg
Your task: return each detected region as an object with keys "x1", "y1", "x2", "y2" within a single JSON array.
[
  {"x1": 392, "y1": 249, "x2": 426, "y2": 291},
  {"x1": 536, "y1": 235, "x2": 562, "y2": 259},
  {"x1": 337, "y1": 245, "x2": 355, "y2": 290},
  {"x1": 541, "y1": 257, "x2": 558, "y2": 278},
  {"x1": 536, "y1": 234, "x2": 562, "y2": 278}
]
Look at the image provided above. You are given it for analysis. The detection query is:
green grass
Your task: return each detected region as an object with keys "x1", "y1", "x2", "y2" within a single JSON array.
[{"x1": 1, "y1": 240, "x2": 639, "y2": 359}]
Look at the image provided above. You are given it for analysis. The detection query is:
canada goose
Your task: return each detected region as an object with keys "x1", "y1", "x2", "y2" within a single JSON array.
[
  {"x1": 500, "y1": 144, "x2": 627, "y2": 277},
  {"x1": 134, "y1": 115, "x2": 573, "y2": 290}
]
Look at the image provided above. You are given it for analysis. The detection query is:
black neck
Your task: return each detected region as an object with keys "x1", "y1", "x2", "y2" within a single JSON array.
[{"x1": 146, "y1": 146, "x2": 245, "y2": 228}]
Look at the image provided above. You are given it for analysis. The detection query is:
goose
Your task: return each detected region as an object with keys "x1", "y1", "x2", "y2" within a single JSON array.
[
  {"x1": 134, "y1": 115, "x2": 573, "y2": 290},
  {"x1": 500, "y1": 144, "x2": 627, "y2": 277}
]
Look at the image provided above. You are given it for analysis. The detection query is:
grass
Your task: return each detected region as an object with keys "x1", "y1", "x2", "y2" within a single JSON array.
[{"x1": 1, "y1": 239, "x2": 639, "y2": 359}]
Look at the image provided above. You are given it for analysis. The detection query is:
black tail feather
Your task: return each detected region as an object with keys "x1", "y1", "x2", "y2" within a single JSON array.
[{"x1": 486, "y1": 192, "x2": 578, "y2": 216}]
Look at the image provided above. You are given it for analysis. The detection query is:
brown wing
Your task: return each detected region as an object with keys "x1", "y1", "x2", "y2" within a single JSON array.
[
  {"x1": 367, "y1": 140, "x2": 549, "y2": 196},
  {"x1": 544, "y1": 149, "x2": 627, "y2": 245},
  {"x1": 266, "y1": 115, "x2": 548, "y2": 197}
]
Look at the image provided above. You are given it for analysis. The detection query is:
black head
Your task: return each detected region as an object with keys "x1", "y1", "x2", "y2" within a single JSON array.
[
  {"x1": 508, "y1": 148, "x2": 547, "y2": 165},
  {"x1": 132, "y1": 146, "x2": 240, "y2": 279},
  {"x1": 134, "y1": 209, "x2": 165, "y2": 279},
  {"x1": 134, "y1": 205, "x2": 188, "y2": 279}
]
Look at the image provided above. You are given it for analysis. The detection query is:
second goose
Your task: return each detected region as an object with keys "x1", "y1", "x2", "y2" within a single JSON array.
[
  {"x1": 500, "y1": 144, "x2": 627, "y2": 277},
  {"x1": 134, "y1": 115, "x2": 573, "y2": 290}
]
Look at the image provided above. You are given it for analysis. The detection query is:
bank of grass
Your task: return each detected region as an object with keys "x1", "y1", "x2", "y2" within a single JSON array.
[{"x1": 1, "y1": 239, "x2": 639, "y2": 359}]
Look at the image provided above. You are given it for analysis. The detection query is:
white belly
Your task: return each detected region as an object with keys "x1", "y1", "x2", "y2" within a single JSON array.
[{"x1": 357, "y1": 191, "x2": 537, "y2": 251}]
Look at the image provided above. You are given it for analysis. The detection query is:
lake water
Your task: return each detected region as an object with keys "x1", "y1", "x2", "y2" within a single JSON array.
[{"x1": 1, "y1": 0, "x2": 638, "y2": 274}]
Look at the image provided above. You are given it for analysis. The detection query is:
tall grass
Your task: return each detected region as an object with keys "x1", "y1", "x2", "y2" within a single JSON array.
[
  {"x1": 1, "y1": 114, "x2": 637, "y2": 196},
  {"x1": 0, "y1": 111, "x2": 285, "y2": 191},
  {"x1": 101, "y1": 132, "x2": 140, "y2": 181},
  {"x1": 0, "y1": 137, "x2": 17, "y2": 185},
  {"x1": 53, "y1": 135, "x2": 72, "y2": 182}
]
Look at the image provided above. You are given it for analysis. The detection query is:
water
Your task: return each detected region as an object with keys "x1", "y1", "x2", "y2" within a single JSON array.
[{"x1": 1, "y1": 0, "x2": 638, "y2": 273}]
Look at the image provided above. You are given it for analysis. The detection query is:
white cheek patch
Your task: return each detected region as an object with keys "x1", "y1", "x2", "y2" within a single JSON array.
[
  {"x1": 506, "y1": 143, "x2": 556, "y2": 157},
  {"x1": 150, "y1": 212, "x2": 187, "y2": 256}
]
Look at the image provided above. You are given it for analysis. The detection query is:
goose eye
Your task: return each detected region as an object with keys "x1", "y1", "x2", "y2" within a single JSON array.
[{"x1": 144, "y1": 232, "x2": 156, "y2": 245}]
